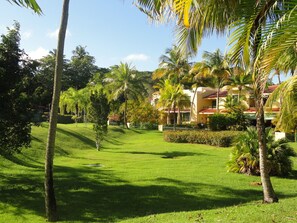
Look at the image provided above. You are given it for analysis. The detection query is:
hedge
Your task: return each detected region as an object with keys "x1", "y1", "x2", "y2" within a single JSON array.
[{"x1": 163, "y1": 130, "x2": 241, "y2": 147}]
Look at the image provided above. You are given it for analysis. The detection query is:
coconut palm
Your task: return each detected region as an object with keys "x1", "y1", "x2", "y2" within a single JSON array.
[
  {"x1": 105, "y1": 62, "x2": 147, "y2": 129},
  {"x1": 153, "y1": 45, "x2": 190, "y2": 84},
  {"x1": 228, "y1": 70, "x2": 252, "y2": 99},
  {"x1": 191, "y1": 49, "x2": 231, "y2": 113},
  {"x1": 157, "y1": 79, "x2": 188, "y2": 129}
]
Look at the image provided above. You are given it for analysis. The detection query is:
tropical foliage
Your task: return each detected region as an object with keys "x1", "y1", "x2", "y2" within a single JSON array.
[
  {"x1": 105, "y1": 62, "x2": 148, "y2": 128},
  {"x1": 191, "y1": 49, "x2": 230, "y2": 113},
  {"x1": 228, "y1": 127, "x2": 296, "y2": 176}
]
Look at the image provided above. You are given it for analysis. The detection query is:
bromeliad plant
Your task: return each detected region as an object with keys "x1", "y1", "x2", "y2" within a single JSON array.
[{"x1": 227, "y1": 127, "x2": 296, "y2": 176}]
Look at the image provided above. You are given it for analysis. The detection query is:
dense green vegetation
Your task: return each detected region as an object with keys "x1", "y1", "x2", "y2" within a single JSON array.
[{"x1": 1, "y1": 124, "x2": 297, "y2": 222}]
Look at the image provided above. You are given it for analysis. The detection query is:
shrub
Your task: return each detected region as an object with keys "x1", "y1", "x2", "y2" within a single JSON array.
[
  {"x1": 227, "y1": 127, "x2": 296, "y2": 176},
  {"x1": 163, "y1": 130, "x2": 241, "y2": 147},
  {"x1": 57, "y1": 114, "x2": 74, "y2": 124},
  {"x1": 209, "y1": 113, "x2": 235, "y2": 131}
]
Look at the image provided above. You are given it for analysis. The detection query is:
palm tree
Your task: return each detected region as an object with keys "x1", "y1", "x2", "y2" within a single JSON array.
[
  {"x1": 136, "y1": 0, "x2": 297, "y2": 203},
  {"x1": 44, "y1": 0, "x2": 70, "y2": 221},
  {"x1": 105, "y1": 62, "x2": 147, "y2": 129},
  {"x1": 228, "y1": 70, "x2": 252, "y2": 99},
  {"x1": 191, "y1": 49, "x2": 230, "y2": 113},
  {"x1": 59, "y1": 87, "x2": 90, "y2": 124},
  {"x1": 176, "y1": 93, "x2": 191, "y2": 125},
  {"x1": 153, "y1": 45, "x2": 190, "y2": 84},
  {"x1": 266, "y1": 76, "x2": 297, "y2": 140},
  {"x1": 158, "y1": 79, "x2": 188, "y2": 130}
]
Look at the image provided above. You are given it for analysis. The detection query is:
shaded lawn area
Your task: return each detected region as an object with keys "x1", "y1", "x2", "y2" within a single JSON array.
[{"x1": 0, "y1": 123, "x2": 297, "y2": 223}]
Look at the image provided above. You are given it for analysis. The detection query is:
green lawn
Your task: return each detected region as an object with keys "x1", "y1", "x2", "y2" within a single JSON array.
[{"x1": 0, "y1": 123, "x2": 296, "y2": 223}]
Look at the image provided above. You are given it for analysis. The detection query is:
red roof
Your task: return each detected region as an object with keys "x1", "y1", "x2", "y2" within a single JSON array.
[
  {"x1": 198, "y1": 108, "x2": 228, "y2": 114},
  {"x1": 204, "y1": 91, "x2": 228, "y2": 99},
  {"x1": 264, "y1": 85, "x2": 278, "y2": 93},
  {"x1": 243, "y1": 107, "x2": 279, "y2": 113}
]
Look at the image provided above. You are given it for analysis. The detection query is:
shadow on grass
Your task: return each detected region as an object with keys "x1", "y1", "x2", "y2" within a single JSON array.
[
  {"x1": 56, "y1": 127, "x2": 95, "y2": 148},
  {"x1": 116, "y1": 151, "x2": 206, "y2": 158},
  {"x1": 2, "y1": 165, "x2": 296, "y2": 222},
  {"x1": 0, "y1": 154, "x2": 42, "y2": 169},
  {"x1": 282, "y1": 170, "x2": 297, "y2": 180}
]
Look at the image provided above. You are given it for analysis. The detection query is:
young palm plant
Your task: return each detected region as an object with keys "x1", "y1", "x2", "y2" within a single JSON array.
[{"x1": 228, "y1": 127, "x2": 296, "y2": 176}]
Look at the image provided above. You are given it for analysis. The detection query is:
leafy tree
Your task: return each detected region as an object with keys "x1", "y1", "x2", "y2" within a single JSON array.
[
  {"x1": 68, "y1": 45, "x2": 98, "y2": 89},
  {"x1": 88, "y1": 89, "x2": 110, "y2": 150},
  {"x1": 105, "y1": 62, "x2": 147, "y2": 129},
  {"x1": 0, "y1": 22, "x2": 36, "y2": 155},
  {"x1": 228, "y1": 127, "x2": 296, "y2": 176},
  {"x1": 34, "y1": 50, "x2": 71, "y2": 108},
  {"x1": 127, "y1": 100, "x2": 159, "y2": 129}
]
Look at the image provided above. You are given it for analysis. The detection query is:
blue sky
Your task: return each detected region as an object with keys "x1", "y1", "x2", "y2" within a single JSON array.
[{"x1": 1, "y1": 0, "x2": 227, "y2": 71}]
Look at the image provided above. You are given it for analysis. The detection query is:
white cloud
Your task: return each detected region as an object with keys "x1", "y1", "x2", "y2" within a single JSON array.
[
  {"x1": 122, "y1": 54, "x2": 150, "y2": 62},
  {"x1": 48, "y1": 28, "x2": 71, "y2": 39},
  {"x1": 22, "y1": 31, "x2": 32, "y2": 40},
  {"x1": 28, "y1": 47, "x2": 49, "y2": 60}
]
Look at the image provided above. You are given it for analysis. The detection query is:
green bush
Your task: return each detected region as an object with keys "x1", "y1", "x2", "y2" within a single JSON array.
[
  {"x1": 227, "y1": 127, "x2": 296, "y2": 176},
  {"x1": 163, "y1": 130, "x2": 241, "y2": 147},
  {"x1": 209, "y1": 113, "x2": 235, "y2": 131},
  {"x1": 57, "y1": 114, "x2": 74, "y2": 124}
]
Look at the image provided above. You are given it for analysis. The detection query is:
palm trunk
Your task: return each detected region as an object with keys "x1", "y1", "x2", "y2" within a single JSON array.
[
  {"x1": 177, "y1": 107, "x2": 181, "y2": 125},
  {"x1": 167, "y1": 108, "x2": 170, "y2": 125},
  {"x1": 173, "y1": 104, "x2": 176, "y2": 131},
  {"x1": 45, "y1": 0, "x2": 70, "y2": 221},
  {"x1": 255, "y1": 87, "x2": 278, "y2": 203},
  {"x1": 216, "y1": 88, "x2": 220, "y2": 113},
  {"x1": 190, "y1": 86, "x2": 198, "y2": 122},
  {"x1": 124, "y1": 95, "x2": 129, "y2": 129}
]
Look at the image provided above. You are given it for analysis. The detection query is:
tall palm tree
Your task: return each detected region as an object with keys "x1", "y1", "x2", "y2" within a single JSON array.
[
  {"x1": 158, "y1": 79, "x2": 188, "y2": 130},
  {"x1": 44, "y1": 0, "x2": 70, "y2": 221},
  {"x1": 136, "y1": 0, "x2": 297, "y2": 203},
  {"x1": 176, "y1": 93, "x2": 191, "y2": 125},
  {"x1": 153, "y1": 45, "x2": 190, "y2": 84},
  {"x1": 191, "y1": 49, "x2": 230, "y2": 113},
  {"x1": 228, "y1": 70, "x2": 252, "y2": 99},
  {"x1": 105, "y1": 62, "x2": 147, "y2": 129}
]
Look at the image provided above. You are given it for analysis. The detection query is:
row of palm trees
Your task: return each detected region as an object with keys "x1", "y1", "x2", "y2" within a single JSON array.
[{"x1": 154, "y1": 47, "x2": 254, "y2": 123}]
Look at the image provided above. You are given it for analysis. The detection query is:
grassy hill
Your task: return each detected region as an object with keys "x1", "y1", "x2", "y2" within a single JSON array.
[{"x1": 0, "y1": 123, "x2": 297, "y2": 222}]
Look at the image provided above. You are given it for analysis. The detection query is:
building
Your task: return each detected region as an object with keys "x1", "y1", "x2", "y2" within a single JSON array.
[{"x1": 152, "y1": 85, "x2": 280, "y2": 125}]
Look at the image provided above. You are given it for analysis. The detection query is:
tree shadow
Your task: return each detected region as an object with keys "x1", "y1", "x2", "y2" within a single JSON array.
[
  {"x1": 0, "y1": 153, "x2": 42, "y2": 169},
  {"x1": 2, "y1": 165, "x2": 296, "y2": 222},
  {"x1": 56, "y1": 127, "x2": 95, "y2": 148},
  {"x1": 115, "y1": 150, "x2": 207, "y2": 158}
]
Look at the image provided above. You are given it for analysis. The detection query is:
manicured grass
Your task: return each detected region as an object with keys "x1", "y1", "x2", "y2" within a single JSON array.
[{"x1": 0, "y1": 123, "x2": 296, "y2": 222}]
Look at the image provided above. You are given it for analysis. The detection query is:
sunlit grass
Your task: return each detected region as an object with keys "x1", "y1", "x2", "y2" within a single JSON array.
[{"x1": 0, "y1": 123, "x2": 296, "y2": 222}]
